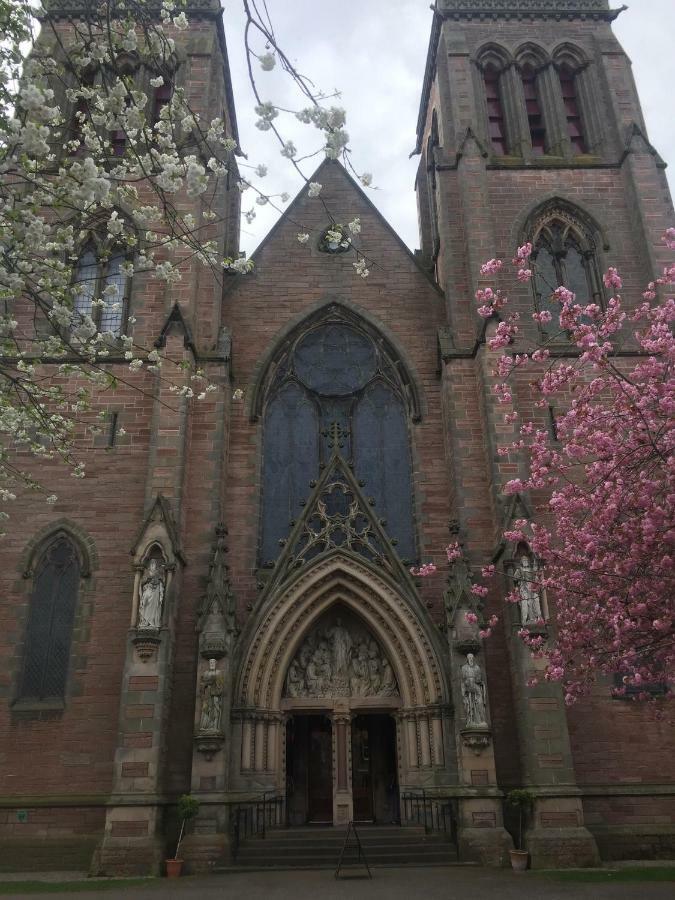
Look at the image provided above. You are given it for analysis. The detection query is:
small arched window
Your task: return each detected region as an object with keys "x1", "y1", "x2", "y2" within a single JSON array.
[
  {"x1": 530, "y1": 212, "x2": 602, "y2": 338},
  {"x1": 260, "y1": 319, "x2": 416, "y2": 565},
  {"x1": 521, "y1": 65, "x2": 547, "y2": 155},
  {"x1": 483, "y1": 64, "x2": 507, "y2": 156},
  {"x1": 72, "y1": 236, "x2": 131, "y2": 336},
  {"x1": 558, "y1": 65, "x2": 587, "y2": 155},
  {"x1": 19, "y1": 534, "x2": 81, "y2": 701}
]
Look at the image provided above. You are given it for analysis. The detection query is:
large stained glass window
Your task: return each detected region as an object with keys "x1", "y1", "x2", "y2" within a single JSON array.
[{"x1": 260, "y1": 321, "x2": 416, "y2": 565}]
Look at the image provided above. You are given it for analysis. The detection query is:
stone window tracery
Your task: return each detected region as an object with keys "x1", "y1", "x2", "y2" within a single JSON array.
[
  {"x1": 18, "y1": 533, "x2": 81, "y2": 701},
  {"x1": 260, "y1": 319, "x2": 416, "y2": 567},
  {"x1": 72, "y1": 233, "x2": 131, "y2": 336},
  {"x1": 529, "y1": 207, "x2": 603, "y2": 338}
]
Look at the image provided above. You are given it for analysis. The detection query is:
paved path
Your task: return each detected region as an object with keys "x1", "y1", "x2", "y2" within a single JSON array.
[{"x1": 2, "y1": 867, "x2": 674, "y2": 899}]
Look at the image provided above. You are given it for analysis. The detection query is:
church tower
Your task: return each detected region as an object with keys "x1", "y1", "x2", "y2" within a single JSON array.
[{"x1": 416, "y1": 0, "x2": 674, "y2": 867}]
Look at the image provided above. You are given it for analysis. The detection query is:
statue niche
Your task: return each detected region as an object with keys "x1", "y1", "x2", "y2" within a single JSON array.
[
  {"x1": 283, "y1": 611, "x2": 399, "y2": 700},
  {"x1": 137, "y1": 548, "x2": 167, "y2": 630}
]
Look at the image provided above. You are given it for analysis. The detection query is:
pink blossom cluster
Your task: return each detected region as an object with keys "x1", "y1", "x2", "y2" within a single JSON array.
[
  {"x1": 489, "y1": 230, "x2": 675, "y2": 702},
  {"x1": 409, "y1": 562, "x2": 437, "y2": 578},
  {"x1": 480, "y1": 258, "x2": 503, "y2": 276}
]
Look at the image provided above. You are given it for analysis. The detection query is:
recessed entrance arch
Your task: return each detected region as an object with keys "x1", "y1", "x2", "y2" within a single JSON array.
[{"x1": 233, "y1": 552, "x2": 454, "y2": 824}]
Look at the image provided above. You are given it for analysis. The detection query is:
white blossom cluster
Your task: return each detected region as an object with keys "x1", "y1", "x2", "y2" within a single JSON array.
[{"x1": 0, "y1": 0, "x2": 375, "y2": 520}]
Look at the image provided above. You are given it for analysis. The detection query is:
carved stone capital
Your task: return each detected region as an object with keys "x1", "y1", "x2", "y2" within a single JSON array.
[
  {"x1": 131, "y1": 629, "x2": 161, "y2": 663},
  {"x1": 461, "y1": 727, "x2": 492, "y2": 756},
  {"x1": 454, "y1": 638, "x2": 481, "y2": 655},
  {"x1": 199, "y1": 631, "x2": 228, "y2": 659},
  {"x1": 195, "y1": 732, "x2": 225, "y2": 761}
]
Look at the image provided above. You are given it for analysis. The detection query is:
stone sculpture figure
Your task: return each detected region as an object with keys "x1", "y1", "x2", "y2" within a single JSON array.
[
  {"x1": 199, "y1": 658, "x2": 224, "y2": 733},
  {"x1": 367, "y1": 643, "x2": 382, "y2": 695},
  {"x1": 137, "y1": 556, "x2": 165, "y2": 629},
  {"x1": 325, "y1": 618, "x2": 352, "y2": 676},
  {"x1": 461, "y1": 653, "x2": 488, "y2": 727},
  {"x1": 286, "y1": 660, "x2": 305, "y2": 698},
  {"x1": 380, "y1": 659, "x2": 397, "y2": 697},
  {"x1": 350, "y1": 645, "x2": 370, "y2": 697},
  {"x1": 513, "y1": 554, "x2": 543, "y2": 624}
]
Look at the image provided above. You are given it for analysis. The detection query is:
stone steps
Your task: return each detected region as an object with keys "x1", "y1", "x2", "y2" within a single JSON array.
[{"x1": 223, "y1": 825, "x2": 459, "y2": 871}]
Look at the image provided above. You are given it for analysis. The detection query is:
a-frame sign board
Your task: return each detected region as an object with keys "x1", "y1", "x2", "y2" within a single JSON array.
[{"x1": 334, "y1": 821, "x2": 372, "y2": 879}]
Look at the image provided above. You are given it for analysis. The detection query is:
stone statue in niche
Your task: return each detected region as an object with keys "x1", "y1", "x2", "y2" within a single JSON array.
[
  {"x1": 513, "y1": 554, "x2": 543, "y2": 625},
  {"x1": 199, "y1": 659, "x2": 224, "y2": 733},
  {"x1": 137, "y1": 556, "x2": 166, "y2": 629},
  {"x1": 461, "y1": 653, "x2": 488, "y2": 727},
  {"x1": 284, "y1": 616, "x2": 399, "y2": 699}
]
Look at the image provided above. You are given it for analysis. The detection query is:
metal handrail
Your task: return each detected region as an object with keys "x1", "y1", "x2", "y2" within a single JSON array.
[
  {"x1": 400, "y1": 789, "x2": 456, "y2": 841},
  {"x1": 227, "y1": 791, "x2": 285, "y2": 861}
]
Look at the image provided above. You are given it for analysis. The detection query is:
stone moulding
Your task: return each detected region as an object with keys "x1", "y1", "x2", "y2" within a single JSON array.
[
  {"x1": 42, "y1": 0, "x2": 222, "y2": 18},
  {"x1": 437, "y1": 0, "x2": 622, "y2": 21},
  {"x1": 439, "y1": 0, "x2": 609, "y2": 11}
]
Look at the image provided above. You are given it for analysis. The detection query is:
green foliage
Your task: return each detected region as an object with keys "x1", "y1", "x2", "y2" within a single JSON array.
[
  {"x1": 177, "y1": 793, "x2": 200, "y2": 822},
  {"x1": 506, "y1": 789, "x2": 535, "y2": 809}
]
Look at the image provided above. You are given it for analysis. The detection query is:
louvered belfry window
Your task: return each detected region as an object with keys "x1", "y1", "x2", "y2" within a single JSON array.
[{"x1": 20, "y1": 535, "x2": 80, "y2": 700}]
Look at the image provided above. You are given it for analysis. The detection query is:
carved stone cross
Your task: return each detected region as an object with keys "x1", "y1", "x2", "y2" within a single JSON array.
[{"x1": 322, "y1": 421, "x2": 350, "y2": 452}]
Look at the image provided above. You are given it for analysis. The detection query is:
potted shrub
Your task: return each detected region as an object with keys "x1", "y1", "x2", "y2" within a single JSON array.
[
  {"x1": 506, "y1": 789, "x2": 534, "y2": 871},
  {"x1": 166, "y1": 794, "x2": 200, "y2": 878}
]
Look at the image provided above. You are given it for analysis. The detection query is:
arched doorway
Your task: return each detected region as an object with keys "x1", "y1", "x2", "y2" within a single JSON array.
[
  {"x1": 233, "y1": 552, "x2": 454, "y2": 825},
  {"x1": 283, "y1": 604, "x2": 401, "y2": 825}
]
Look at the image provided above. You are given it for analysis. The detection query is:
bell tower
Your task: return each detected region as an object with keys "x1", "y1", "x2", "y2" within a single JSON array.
[{"x1": 417, "y1": 0, "x2": 675, "y2": 869}]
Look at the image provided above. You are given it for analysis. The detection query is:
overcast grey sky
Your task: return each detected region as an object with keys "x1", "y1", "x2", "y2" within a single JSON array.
[{"x1": 224, "y1": 0, "x2": 675, "y2": 254}]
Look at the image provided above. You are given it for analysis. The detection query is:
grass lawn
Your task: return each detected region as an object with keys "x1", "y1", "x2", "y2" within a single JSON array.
[
  {"x1": 541, "y1": 867, "x2": 675, "y2": 883},
  {"x1": 0, "y1": 880, "x2": 161, "y2": 895}
]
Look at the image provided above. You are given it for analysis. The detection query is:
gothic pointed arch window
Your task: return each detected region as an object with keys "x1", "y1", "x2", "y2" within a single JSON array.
[
  {"x1": 19, "y1": 533, "x2": 82, "y2": 701},
  {"x1": 72, "y1": 228, "x2": 132, "y2": 336},
  {"x1": 259, "y1": 317, "x2": 417, "y2": 566},
  {"x1": 529, "y1": 205, "x2": 603, "y2": 338}
]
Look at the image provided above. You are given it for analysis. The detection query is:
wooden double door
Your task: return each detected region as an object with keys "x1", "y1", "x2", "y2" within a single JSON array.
[{"x1": 286, "y1": 713, "x2": 398, "y2": 825}]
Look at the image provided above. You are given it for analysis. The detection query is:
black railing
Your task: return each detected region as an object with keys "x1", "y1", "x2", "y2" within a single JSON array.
[
  {"x1": 228, "y1": 791, "x2": 285, "y2": 861},
  {"x1": 401, "y1": 790, "x2": 456, "y2": 841}
]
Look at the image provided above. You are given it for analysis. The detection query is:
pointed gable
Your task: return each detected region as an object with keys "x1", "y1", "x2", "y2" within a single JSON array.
[{"x1": 265, "y1": 433, "x2": 414, "y2": 596}]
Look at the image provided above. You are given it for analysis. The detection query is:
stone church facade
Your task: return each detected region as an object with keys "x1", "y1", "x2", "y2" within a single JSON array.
[{"x1": 1, "y1": 0, "x2": 673, "y2": 875}]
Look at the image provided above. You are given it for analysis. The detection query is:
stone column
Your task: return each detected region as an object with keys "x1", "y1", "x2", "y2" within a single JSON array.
[{"x1": 332, "y1": 706, "x2": 353, "y2": 826}]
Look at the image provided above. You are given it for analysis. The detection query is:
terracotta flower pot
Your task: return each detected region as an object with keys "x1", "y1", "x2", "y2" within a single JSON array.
[
  {"x1": 509, "y1": 849, "x2": 529, "y2": 871},
  {"x1": 166, "y1": 858, "x2": 184, "y2": 878}
]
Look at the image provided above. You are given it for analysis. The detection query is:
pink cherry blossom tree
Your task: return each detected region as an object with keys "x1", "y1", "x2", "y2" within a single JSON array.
[
  {"x1": 483, "y1": 231, "x2": 674, "y2": 702},
  {"x1": 416, "y1": 230, "x2": 675, "y2": 703}
]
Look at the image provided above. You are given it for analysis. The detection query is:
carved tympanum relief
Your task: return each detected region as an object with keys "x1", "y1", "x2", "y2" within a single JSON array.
[{"x1": 284, "y1": 610, "x2": 399, "y2": 699}]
